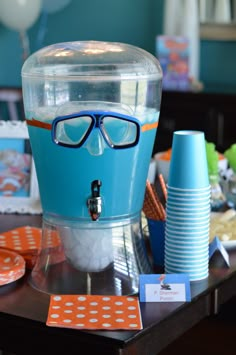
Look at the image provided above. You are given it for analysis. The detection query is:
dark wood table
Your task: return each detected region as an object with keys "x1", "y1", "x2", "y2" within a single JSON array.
[{"x1": 0, "y1": 214, "x2": 236, "y2": 355}]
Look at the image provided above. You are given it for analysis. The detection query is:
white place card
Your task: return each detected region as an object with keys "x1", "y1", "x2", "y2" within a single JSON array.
[
  {"x1": 139, "y1": 274, "x2": 191, "y2": 302},
  {"x1": 209, "y1": 236, "x2": 230, "y2": 267}
]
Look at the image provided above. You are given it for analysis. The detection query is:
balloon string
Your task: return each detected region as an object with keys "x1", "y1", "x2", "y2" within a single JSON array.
[
  {"x1": 19, "y1": 30, "x2": 30, "y2": 62},
  {"x1": 36, "y1": 10, "x2": 48, "y2": 50}
]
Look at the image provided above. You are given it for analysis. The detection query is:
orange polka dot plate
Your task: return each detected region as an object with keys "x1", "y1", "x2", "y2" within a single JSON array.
[{"x1": 0, "y1": 248, "x2": 26, "y2": 286}]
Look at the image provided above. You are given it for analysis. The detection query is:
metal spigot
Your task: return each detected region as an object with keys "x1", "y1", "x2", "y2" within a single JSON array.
[{"x1": 87, "y1": 180, "x2": 102, "y2": 221}]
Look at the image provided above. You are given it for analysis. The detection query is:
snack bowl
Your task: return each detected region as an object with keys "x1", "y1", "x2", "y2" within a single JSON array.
[{"x1": 154, "y1": 150, "x2": 171, "y2": 183}]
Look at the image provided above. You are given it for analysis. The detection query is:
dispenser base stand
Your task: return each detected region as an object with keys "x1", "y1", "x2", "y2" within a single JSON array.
[{"x1": 29, "y1": 216, "x2": 152, "y2": 295}]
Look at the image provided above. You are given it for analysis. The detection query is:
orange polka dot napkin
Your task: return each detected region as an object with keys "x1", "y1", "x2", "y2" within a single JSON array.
[{"x1": 47, "y1": 294, "x2": 143, "y2": 330}]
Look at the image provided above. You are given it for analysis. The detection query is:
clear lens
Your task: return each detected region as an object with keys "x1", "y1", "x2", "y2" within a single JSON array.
[
  {"x1": 55, "y1": 115, "x2": 92, "y2": 145},
  {"x1": 102, "y1": 116, "x2": 138, "y2": 146}
]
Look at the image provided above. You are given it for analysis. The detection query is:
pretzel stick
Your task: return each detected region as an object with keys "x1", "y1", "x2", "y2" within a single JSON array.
[
  {"x1": 143, "y1": 191, "x2": 160, "y2": 220},
  {"x1": 146, "y1": 180, "x2": 165, "y2": 221},
  {"x1": 143, "y1": 182, "x2": 161, "y2": 220},
  {"x1": 158, "y1": 174, "x2": 167, "y2": 202},
  {"x1": 150, "y1": 183, "x2": 166, "y2": 221}
]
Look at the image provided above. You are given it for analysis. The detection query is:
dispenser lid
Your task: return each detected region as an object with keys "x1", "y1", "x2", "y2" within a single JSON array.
[{"x1": 22, "y1": 41, "x2": 162, "y2": 81}]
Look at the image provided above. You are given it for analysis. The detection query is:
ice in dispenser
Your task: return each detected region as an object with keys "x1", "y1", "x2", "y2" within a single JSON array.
[{"x1": 21, "y1": 41, "x2": 163, "y2": 295}]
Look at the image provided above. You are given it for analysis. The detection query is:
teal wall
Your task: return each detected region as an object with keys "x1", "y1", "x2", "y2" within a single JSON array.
[
  {"x1": 200, "y1": 40, "x2": 236, "y2": 93},
  {"x1": 0, "y1": 0, "x2": 235, "y2": 93}
]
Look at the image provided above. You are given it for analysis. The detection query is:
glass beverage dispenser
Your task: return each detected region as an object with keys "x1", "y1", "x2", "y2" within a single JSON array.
[{"x1": 21, "y1": 41, "x2": 162, "y2": 295}]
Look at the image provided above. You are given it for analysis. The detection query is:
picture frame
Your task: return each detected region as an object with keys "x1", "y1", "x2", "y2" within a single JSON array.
[{"x1": 0, "y1": 120, "x2": 42, "y2": 214}]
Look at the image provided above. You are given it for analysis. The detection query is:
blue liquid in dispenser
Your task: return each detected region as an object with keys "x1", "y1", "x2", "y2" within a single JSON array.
[{"x1": 27, "y1": 108, "x2": 159, "y2": 222}]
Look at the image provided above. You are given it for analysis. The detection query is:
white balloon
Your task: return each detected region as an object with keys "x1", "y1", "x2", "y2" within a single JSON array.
[
  {"x1": 42, "y1": 0, "x2": 71, "y2": 14},
  {"x1": 0, "y1": 0, "x2": 42, "y2": 31}
]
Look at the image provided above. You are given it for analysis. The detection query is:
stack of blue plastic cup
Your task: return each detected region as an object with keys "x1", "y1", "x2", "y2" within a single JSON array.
[{"x1": 164, "y1": 130, "x2": 211, "y2": 281}]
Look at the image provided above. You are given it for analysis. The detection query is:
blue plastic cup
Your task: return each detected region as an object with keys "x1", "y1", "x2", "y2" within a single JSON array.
[
  {"x1": 165, "y1": 231, "x2": 209, "y2": 242},
  {"x1": 164, "y1": 250, "x2": 208, "y2": 261},
  {"x1": 165, "y1": 239, "x2": 209, "y2": 250},
  {"x1": 166, "y1": 197, "x2": 211, "y2": 206},
  {"x1": 166, "y1": 219, "x2": 210, "y2": 229},
  {"x1": 166, "y1": 200, "x2": 211, "y2": 212},
  {"x1": 166, "y1": 194, "x2": 211, "y2": 202},
  {"x1": 165, "y1": 237, "x2": 209, "y2": 248},
  {"x1": 166, "y1": 208, "x2": 210, "y2": 218},
  {"x1": 167, "y1": 185, "x2": 211, "y2": 193},
  {"x1": 165, "y1": 257, "x2": 209, "y2": 269},
  {"x1": 166, "y1": 229, "x2": 210, "y2": 238},
  {"x1": 165, "y1": 264, "x2": 209, "y2": 274},
  {"x1": 166, "y1": 205, "x2": 210, "y2": 215},
  {"x1": 165, "y1": 264, "x2": 209, "y2": 282},
  {"x1": 167, "y1": 191, "x2": 210, "y2": 200},
  {"x1": 165, "y1": 230, "x2": 209, "y2": 243},
  {"x1": 168, "y1": 131, "x2": 209, "y2": 189},
  {"x1": 164, "y1": 242, "x2": 209, "y2": 255},
  {"x1": 166, "y1": 213, "x2": 210, "y2": 222},
  {"x1": 166, "y1": 199, "x2": 211, "y2": 208}
]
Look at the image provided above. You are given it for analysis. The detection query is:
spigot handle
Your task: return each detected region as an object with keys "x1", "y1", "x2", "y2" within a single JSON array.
[
  {"x1": 92, "y1": 180, "x2": 102, "y2": 197},
  {"x1": 87, "y1": 180, "x2": 102, "y2": 221}
]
